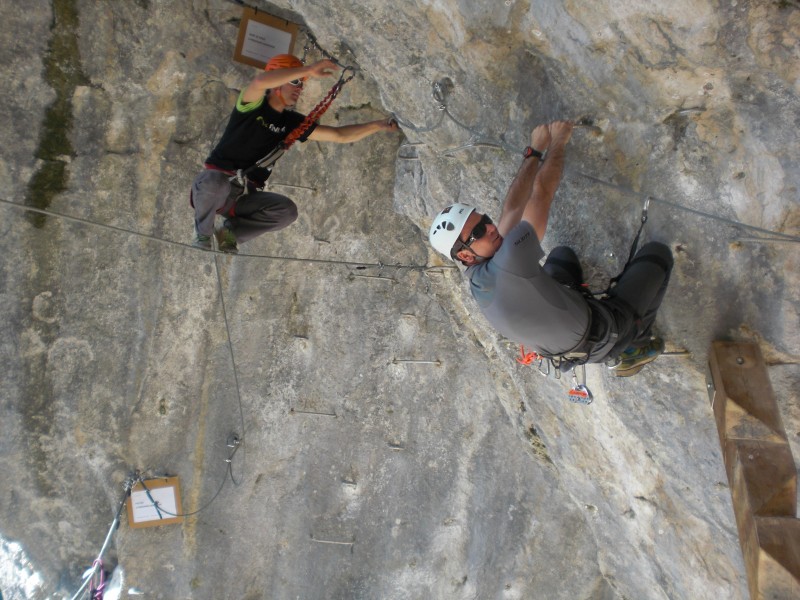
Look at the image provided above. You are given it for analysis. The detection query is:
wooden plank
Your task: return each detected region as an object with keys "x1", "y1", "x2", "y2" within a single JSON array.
[
  {"x1": 729, "y1": 440, "x2": 797, "y2": 517},
  {"x1": 709, "y1": 341, "x2": 788, "y2": 440},
  {"x1": 754, "y1": 517, "x2": 800, "y2": 600},
  {"x1": 707, "y1": 341, "x2": 800, "y2": 599}
]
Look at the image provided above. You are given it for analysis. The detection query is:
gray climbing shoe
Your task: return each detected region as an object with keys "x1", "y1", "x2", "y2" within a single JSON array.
[{"x1": 192, "y1": 232, "x2": 212, "y2": 250}]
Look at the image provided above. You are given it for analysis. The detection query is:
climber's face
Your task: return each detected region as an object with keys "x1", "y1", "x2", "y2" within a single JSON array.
[{"x1": 276, "y1": 79, "x2": 304, "y2": 108}]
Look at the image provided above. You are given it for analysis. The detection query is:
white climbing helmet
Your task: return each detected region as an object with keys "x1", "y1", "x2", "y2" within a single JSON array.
[{"x1": 428, "y1": 203, "x2": 475, "y2": 259}]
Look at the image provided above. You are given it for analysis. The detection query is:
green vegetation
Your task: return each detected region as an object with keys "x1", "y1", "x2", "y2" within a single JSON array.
[{"x1": 25, "y1": 0, "x2": 89, "y2": 227}]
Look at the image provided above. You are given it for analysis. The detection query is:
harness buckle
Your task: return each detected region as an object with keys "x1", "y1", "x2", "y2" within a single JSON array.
[{"x1": 233, "y1": 169, "x2": 248, "y2": 192}]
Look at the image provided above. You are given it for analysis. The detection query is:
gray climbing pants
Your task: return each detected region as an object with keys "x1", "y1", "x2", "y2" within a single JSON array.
[
  {"x1": 543, "y1": 242, "x2": 673, "y2": 362},
  {"x1": 190, "y1": 169, "x2": 298, "y2": 243}
]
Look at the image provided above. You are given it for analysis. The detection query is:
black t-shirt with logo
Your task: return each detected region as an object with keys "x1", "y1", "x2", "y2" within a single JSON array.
[{"x1": 205, "y1": 92, "x2": 318, "y2": 171}]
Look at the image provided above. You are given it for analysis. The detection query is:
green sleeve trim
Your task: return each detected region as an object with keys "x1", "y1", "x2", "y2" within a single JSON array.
[{"x1": 236, "y1": 90, "x2": 264, "y2": 113}]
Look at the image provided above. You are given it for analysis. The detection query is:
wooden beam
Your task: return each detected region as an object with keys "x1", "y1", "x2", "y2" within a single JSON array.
[{"x1": 708, "y1": 341, "x2": 800, "y2": 600}]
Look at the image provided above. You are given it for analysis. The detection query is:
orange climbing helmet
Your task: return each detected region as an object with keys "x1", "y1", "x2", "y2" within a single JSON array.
[{"x1": 265, "y1": 54, "x2": 304, "y2": 72}]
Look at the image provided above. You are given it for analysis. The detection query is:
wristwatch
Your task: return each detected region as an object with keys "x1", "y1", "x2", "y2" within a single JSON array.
[{"x1": 523, "y1": 146, "x2": 544, "y2": 160}]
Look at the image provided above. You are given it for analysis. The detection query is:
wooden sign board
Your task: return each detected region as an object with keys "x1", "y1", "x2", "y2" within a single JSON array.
[
  {"x1": 126, "y1": 477, "x2": 183, "y2": 528},
  {"x1": 233, "y1": 7, "x2": 298, "y2": 69}
]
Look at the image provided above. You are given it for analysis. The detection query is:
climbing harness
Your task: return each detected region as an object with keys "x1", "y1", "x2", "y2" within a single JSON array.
[
  {"x1": 515, "y1": 194, "x2": 653, "y2": 404},
  {"x1": 519, "y1": 343, "x2": 595, "y2": 404}
]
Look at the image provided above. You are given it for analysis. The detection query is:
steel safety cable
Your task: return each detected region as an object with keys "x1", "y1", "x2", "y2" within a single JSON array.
[
  {"x1": 0, "y1": 199, "x2": 455, "y2": 271},
  {"x1": 578, "y1": 172, "x2": 800, "y2": 244},
  {"x1": 394, "y1": 80, "x2": 519, "y2": 157},
  {"x1": 133, "y1": 451, "x2": 238, "y2": 520},
  {"x1": 213, "y1": 253, "x2": 247, "y2": 486}
]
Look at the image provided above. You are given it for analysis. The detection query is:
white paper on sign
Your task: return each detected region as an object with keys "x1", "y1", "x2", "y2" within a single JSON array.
[
  {"x1": 130, "y1": 486, "x2": 178, "y2": 523},
  {"x1": 242, "y1": 21, "x2": 292, "y2": 63}
]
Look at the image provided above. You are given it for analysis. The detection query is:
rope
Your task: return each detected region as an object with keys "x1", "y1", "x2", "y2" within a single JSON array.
[
  {"x1": 0, "y1": 199, "x2": 453, "y2": 271},
  {"x1": 300, "y1": 30, "x2": 355, "y2": 71},
  {"x1": 134, "y1": 456, "x2": 234, "y2": 519},
  {"x1": 67, "y1": 445, "x2": 240, "y2": 600},
  {"x1": 392, "y1": 79, "x2": 518, "y2": 156},
  {"x1": 213, "y1": 254, "x2": 247, "y2": 485},
  {"x1": 393, "y1": 82, "x2": 604, "y2": 158},
  {"x1": 220, "y1": 1, "x2": 798, "y2": 246},
  {"x1": 113, "y1": 436, "x2": 243, "y2": 528}
]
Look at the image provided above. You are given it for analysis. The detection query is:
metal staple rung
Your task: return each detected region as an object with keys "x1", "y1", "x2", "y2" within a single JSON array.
[
  {"x1": 350, "y1": 274, "x2": 397, "y2": 282},
  {"x1": 392, "y1": 358, "x2": 442, "y2": 366},
  {"x1": 310, "y1": 535, "x2": 354, "y2": 546},
  {"x1": 290, "y1": 408, "x2": 337, "y2": 417},
  {"x1": 269, "y1": 182, "x2": 317, "y2": 192},
  {"x1": 736, "y1": 237, "x2": 800, "y2": 245}
]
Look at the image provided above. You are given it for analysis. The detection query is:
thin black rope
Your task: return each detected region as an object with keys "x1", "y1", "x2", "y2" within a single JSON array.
[
  {"x1": 0, "y1": 198, "x2": 453, "y2": 271},
  {"x1": 130, "y1": 434, "x2": 242, "y2": 521},
  {"x1": 136, "y1": 466, "x2": 230, "y2": 519}
]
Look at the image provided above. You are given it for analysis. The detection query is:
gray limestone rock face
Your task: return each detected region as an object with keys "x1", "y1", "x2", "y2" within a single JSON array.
[{"x1": 1, "y1": 1, "x2": 798, "y2": 599}]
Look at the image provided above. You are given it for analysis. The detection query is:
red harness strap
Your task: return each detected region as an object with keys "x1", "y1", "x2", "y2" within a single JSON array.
[
  {"x1": 281, "y1": 69, "x2": 355, "y2": 150},
  {"x1": 203, "y1": 163, "x2": 235, "y2": 176}
]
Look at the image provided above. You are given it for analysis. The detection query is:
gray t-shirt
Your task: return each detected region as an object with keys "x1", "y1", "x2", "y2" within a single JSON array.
[{"x1": 466, "y1": 221, "x2": 590, "y2": 356}]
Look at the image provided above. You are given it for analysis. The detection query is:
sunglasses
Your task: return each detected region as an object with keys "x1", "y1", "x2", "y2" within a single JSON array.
[
  {"x1": 465, "y1": 214, "x2": 493, "y2": 246},
  {"x1": 288, "y1": 79, "x2": 305, "y2": 88}
]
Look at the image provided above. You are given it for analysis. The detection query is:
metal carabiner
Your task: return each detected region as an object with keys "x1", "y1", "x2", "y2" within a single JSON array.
[
  {"x1": 641, "y1": 196, "x2": 651, "y2": 224},
  {"x1": 536, "y1": 358, "x2": 550, "y2": 377}
]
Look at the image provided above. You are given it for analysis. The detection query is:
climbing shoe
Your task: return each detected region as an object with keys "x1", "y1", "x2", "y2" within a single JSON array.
[
  {"x1": 192, "y1": 232, "x2": 212, "y2": 250},
  {"x1": 609, "y1": 337, "x2": 665, "y2": 377},
  {"x1": 214, "y1": 224, "x2": 238, "y2": 254}
]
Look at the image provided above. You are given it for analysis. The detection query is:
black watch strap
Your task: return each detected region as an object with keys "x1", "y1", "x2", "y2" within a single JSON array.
[{"x1": 523, "y1": 146, "x2": 544, "y2": 160}]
